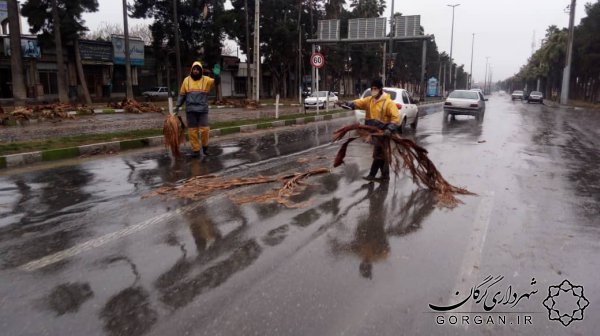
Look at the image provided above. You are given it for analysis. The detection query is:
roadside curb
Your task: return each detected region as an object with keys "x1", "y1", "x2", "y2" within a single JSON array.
[{"x1": 0, "y1": 110, "x2": 354, "y2": 169}]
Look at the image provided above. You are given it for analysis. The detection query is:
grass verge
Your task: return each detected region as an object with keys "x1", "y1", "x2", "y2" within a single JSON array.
[{"x1": 0, "y1": 109, "x2": 344, "y2": 156}]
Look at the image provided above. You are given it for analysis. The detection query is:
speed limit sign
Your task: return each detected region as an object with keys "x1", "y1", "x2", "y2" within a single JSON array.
[{"x1": 310, "y1": 52, "x2": 325, "y2": 68}]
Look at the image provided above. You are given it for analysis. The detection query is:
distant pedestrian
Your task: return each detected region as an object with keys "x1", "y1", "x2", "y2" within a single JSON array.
[{"x1": 174, "y1": 61, "x2": 215, "y2": 158}]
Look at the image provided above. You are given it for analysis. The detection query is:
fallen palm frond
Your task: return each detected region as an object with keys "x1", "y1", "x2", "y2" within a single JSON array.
[
  {"x1": 163, "y1": 114, "x2": 187, "y2": 157},
  {"x1": 10, "y1": 104, "x2": 80, "y2": 121},
  {"x1": 332, "y1": 123, "x2": 474, "y2": 208},
  {"x1": 296, "y1": 156, "x2": 327, "y2": 164},
  {"x1": 148, "y1": 168, "x2": 330, "y2": 208},
  {"x1": 107, "y1": 99, "x2": 162, "y2": 113}
]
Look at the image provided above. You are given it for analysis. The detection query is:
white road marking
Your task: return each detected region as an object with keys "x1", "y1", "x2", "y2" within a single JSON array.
[{"x1": 18, "y1": 206, "x2": 194, "y2": 272}]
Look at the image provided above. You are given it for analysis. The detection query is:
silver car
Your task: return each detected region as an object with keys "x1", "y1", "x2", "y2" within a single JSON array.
[
  {"x1": 527, "y1": 91, "x2": 544, "y2": 104},
  {"x1": 443, "y1": 90, "x2": 487, "y2": 120}
]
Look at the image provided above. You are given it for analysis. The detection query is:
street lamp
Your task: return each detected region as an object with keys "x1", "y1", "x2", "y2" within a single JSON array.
[
  {"x1": 484, "y1": 56, "x2": 490, "y2": 94},
  {"x1": 447, "y1": 3, "x2": 460, "y2": 90},
  {"x1": 469, "y1": 33, "x2": 474, "y2": 89}
]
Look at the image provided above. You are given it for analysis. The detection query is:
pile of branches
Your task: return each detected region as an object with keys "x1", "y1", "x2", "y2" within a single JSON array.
[
  {"x1": 107, "y1": 99, "x2": 162, "y2": 113},
  {"x1": 333, "y1": 123, "x2": 474, "y2": 208},
  {"x1": 163, "y1": 114, "x2": 186, "y2": 157},
  {"x1": 3, "y1": 104, "x2": 78, "y2": 123},
  {"x1": 212, "y1": 99, "x2": 260, "y2": 109},
  {"x1": 148, "y1": 168, "x2": 330, "y2": 208}
]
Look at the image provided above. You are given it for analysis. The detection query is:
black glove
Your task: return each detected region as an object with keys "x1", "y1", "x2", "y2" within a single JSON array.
[
  {"x1": 174, "y1": 107, "x2": 180, "y2": 115},
  {"x1": 385, "y1": 123, "x2": 398, "y2": 133},
  {"x1": 345, "y1": 101, "x2": 356, "y2": 109},
  {"x1": 365, "y1": 119, "x2": 386, "y2": 129}
]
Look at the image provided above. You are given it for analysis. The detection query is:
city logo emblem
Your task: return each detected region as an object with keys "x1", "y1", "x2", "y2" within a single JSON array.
[{"x1": 542, "y1": 279, "x2": 589, "y2": 327}]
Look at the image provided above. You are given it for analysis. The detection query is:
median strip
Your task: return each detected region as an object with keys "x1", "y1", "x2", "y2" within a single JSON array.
[{"x1": 1, "y1": 109, "x2": 350, "y2": 169}]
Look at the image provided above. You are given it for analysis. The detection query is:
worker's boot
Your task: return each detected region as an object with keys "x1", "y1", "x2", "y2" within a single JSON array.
[
  {"x1": 363, "y1": 160, "x2": 382, "y2": 181},
  {"x1": 202, "y1": 146, "x2": 212, "y2": 156},
  {"x1": 379, "y1": 161, "x2": 390, "y2": 181}
]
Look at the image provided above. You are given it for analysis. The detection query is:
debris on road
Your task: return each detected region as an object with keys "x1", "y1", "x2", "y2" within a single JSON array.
[
  {"x1": 1, "y1": 104, "x2": 90, "y2": 125},
  {"x1": 107, "y1": 99, "x2": 163, "y2": 113},
  {"x1": 332, "y1": 123, "x2": 474, "y2": 208},
  {"x1": 147, "y1": 168, "x2": 330, "y2": 208}
]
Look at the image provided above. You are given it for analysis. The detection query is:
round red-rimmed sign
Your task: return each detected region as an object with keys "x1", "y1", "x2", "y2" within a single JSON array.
[{"x1": 310, "y1": 52, "x2": 325, "y2": 68}]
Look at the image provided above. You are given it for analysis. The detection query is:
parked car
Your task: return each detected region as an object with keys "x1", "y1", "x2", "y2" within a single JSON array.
[
  {"x1": 354, "y1": 87, "x2": 419, "y2": 133},
  {"x1": 142, "y1": 87, "x2": 172, "y2": 99},
  {"x1": 511, "y1": 90, "x2": 525, "y2": 101},
  {"x1": 304, "y1": 91, "x2": 338, "y2": 109},
  {"x1": 527, "y1": 91, "x2": 544, "y2": 103},
  {"x1": 443, "y1": 89, "x2": 487, "y2": 120}
]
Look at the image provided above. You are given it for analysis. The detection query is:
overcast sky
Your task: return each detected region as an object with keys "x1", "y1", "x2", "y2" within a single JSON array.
[
  {"x1": 23, "y1": 0, "x2": 587, "y2": 82},
  {"x1": 381, "y1": 0, "x2": 587, "y2": 82}
]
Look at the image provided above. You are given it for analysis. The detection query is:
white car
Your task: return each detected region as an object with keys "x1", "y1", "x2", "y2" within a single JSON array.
[
  {"x1": 304, "y1": 91, "x2": 338, "y2": 109},
  {"x1": 443, "y1": 90, "x2": 487, "y2": 120},
  {"x1": 354, "y1": 87, "x2": 419, "y2": 132},
  {"x1": 142, "y1": 87, "x2": 172, "y2": 99}
]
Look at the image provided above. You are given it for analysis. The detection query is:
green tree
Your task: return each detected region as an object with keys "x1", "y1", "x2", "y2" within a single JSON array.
[
  {"x1": 131, "y1": 0, "x2": 226, "y2": 83},
  {"x1": 572, "y1": 1, "x2": 600, "y2": 101},
  {"x1": 21, "y1": 0, "x2": 99, "y2": 104}
]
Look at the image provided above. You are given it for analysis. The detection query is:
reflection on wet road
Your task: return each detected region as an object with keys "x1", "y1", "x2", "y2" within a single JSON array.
[{"x1": 0, "y1": 96, "x2": 599, "y2": 335}]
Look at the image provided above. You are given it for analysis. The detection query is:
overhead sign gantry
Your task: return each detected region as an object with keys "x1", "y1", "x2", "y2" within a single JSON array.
[{"x1": 307, "y1": 16, "x2": 433, "y2": 97}]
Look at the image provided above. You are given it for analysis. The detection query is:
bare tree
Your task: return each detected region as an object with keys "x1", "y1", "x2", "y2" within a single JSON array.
[{"x1": 85, "y1": 22, "x2": 152, "y2": 45}]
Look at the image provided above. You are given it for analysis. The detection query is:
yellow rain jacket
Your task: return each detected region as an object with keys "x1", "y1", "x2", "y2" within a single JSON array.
[
  {"x1": 176, "y1": 61, "x2": 215, "y2": 113},
  {"x1": 354, "y1": 93, "x2": 400, "y2": 124}
]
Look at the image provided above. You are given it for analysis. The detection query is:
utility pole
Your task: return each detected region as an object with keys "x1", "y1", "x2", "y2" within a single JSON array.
[
  {"x1": 447, "y1": 4, "x2": 460, "y2": 91},
  {"x1": 122, "y1": 0, "x2": 133, "y2": 99},
  {"x1": 388, "y1": 0, "x2": 395, "y2": 85},
  {"x1": 437, "y1": 53, "x2": 442, "y2": 95},
  {"x1": 560, "y1": 0, "x2": 576, "y2": 105},
  {"x1": 484, "y1": 56, "x2": 489, "y2": 94},
  {"x1": 245, "y1": 0, "x2": 251, "y2": 99},
  {"x1": 469, "y1": 33, "x2": 474, "y2": 89},
  {"x1": 488, "y1": 64, "x2": 493, "y2": 94},
  {"x1": 254, "y1": 0, "x2": 260, "y2": 101},
  {"x1": 173, "y1": 0, "x2": 182, "y2": 85},
  {"x1": 298, "y1": 0, "x2": 302, "y2": 104}
]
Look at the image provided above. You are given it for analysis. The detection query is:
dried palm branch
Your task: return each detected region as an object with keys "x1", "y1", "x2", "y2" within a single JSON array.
[
  {"x1": 163, "y1": 114, "x2": 186, "y2": 157},
  {"x1": 149, "y1": 168, "x2": 330, "y2": 208},
  {"x1": 332, "y1": 123, "x2": 474, "y2": 208}
]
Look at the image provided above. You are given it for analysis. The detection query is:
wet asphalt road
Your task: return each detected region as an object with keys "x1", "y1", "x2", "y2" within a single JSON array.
[{"x1": 0, "y1": 94, "x2": 599, "y2": 335}]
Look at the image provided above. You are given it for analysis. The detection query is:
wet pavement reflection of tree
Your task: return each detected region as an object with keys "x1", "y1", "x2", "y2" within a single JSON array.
[
  {"x1": 329, "y1": 181, "x2": 436, "y2": 279},
  {"x1": 0, "y1": 167, "x2": 94, "y2": 269},
  {"x1": 99, "y1": 256, "x2": 158, "y2": 336},
  {"x1": 46, "y1": 282, "x2": 94, "y2": 316}
]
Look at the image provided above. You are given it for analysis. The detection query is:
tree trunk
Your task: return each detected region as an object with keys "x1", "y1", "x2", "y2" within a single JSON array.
[
  {"x1": 51, "y1": 0, "x2": 69, "y2": 103},
  {"x1": 74, "y1": 40, "x2": 92, "y2": 105},
  {"x1": 7, "y1": 0, "x2": 27, "y2": 104}
]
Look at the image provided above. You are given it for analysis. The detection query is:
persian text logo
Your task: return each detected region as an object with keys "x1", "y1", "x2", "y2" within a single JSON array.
[{"x1": 542, "y1": 280, "x2": 589, "y2": 327}]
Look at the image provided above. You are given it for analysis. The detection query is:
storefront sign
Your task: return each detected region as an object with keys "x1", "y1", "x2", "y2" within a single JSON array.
[
  {"x1": 0, "y1": 1, "x2": 8, "y2": 23},
  {"x1": 3, "y1": 37, "x2": 41, "y2": 59},
  {"x1": 79, "y1": 41, "x2": 112, "y2": 62},
  {"x1": 111, "y1": 35, "x2": 144, "y2": 66}
]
